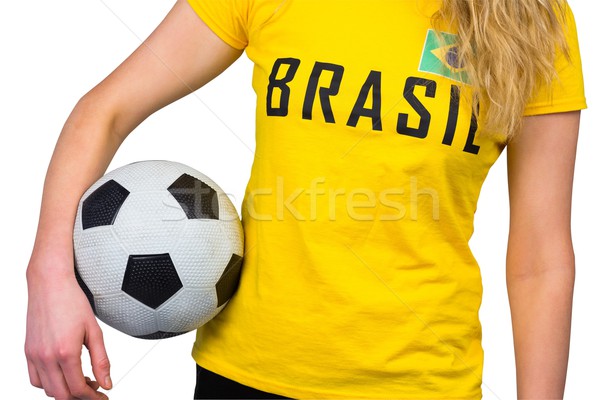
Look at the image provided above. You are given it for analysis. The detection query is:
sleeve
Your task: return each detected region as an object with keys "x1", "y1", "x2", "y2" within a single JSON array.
[
  {"x1": 186, "y1": 0, "x2": 251, "y2": 50},
  {"x1": 523, "y1": 2, "x2": 587, "y2": 116}
]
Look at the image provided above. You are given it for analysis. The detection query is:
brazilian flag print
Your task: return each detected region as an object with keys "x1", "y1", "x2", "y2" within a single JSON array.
[{"x1": 418, "y1": 29, "x2": 470, "y2": 84}]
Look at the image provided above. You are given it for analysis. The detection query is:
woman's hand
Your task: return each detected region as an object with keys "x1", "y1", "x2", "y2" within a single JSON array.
[{"x1": 26, "y1": 253, "x2": 111, "y2": 400}]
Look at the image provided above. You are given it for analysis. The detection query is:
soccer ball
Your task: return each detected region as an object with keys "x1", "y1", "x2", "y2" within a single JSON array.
[{"x1": 72, "y1": 160, "x2": 243, "y2": 339}]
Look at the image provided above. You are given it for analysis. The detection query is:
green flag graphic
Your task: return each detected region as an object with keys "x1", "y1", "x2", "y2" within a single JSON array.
[{"x1": 418, "y1": 29, "x2": 470, "y2": 84}]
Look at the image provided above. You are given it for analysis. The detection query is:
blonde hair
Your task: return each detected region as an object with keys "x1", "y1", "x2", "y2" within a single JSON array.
[{"x1": 433, "y1": 0, "x2": 570, "y2": 139}]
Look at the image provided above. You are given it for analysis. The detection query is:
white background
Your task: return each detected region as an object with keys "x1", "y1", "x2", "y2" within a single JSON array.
[{"x1": 0, "y1": 0, "x2": 597, "y2": 399}]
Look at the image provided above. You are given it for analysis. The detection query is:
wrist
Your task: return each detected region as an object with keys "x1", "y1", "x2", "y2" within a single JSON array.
[
  {"x1": 27, "y1": 245, "x2": 75, "y2": 283},
  {"x1": 31, "y1": 218, "x2": 74, "y2": 255}
]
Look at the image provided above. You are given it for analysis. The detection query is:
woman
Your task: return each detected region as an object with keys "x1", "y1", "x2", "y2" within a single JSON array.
[{"x1": 25, "y1": 0, "x2": 585, "y2": 399}]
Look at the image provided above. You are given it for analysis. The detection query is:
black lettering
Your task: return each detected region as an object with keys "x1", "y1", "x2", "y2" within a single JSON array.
[
  {"x1": 302, "y1": 62, "x2": 345, "y2": 123},
  {"x1": 442, "y1": 85, "x2": 460, "y2": 146},
  {"x1": 396, "y1": 77, "x2": 437, "y2": 139},
  {"x1": 267, "y1": 58, "x2": 301, "y2": 117},
  {"x1": 463, "y1": 107, "x2": 481, "y2": 155},
  {"x1": 347, "y1": 71, "x2": 383, "y2": 131}
]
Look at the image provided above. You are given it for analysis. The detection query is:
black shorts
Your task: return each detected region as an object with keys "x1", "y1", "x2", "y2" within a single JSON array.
[{"x1": 194, "y1": 364, "x2": 290, "y2": 399}]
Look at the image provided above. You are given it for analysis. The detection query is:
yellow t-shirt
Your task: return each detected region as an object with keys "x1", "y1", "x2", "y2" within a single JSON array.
[{"x1": 186, "y1": 0, "x2": 586, "y2": 398}]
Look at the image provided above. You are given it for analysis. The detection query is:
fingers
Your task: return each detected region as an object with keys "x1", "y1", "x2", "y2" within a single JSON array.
[
  {"x1": 25, "y1": 269, "x2": 111, "y2": 399},
  {"x1": 85, "y1": 376, "x2": 101, "y2": 391},
  {"x1": 36, "y1": 359, "x2": 73, "y2": 399},
  {"x1": 61, "y1": 354, "x2": 108, "y2": 400},
  {"x1": 26, "y1": 357, "x2": 42, "y2": 389},
  {"x1": 26, "y1": 343, "x2": 109, "y2": 400},
  {"x1": 85, "y1": 324, "x2": 112, "y2": 391}
]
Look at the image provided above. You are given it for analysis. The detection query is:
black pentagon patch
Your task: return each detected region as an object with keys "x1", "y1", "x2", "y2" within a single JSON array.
[
  {"x1": 135, "y1": 331, "x2": 185, "y2": 340},
  {"x1": 122, "y1": 254, "x2": 183, "y2": 310},
  {"x1": 167, "y1": 174, "x2": 219, "y2": 220},
  {"x1": 216, "y1": 254, "x2": 243, "y2": 307},
  {"x1": 82, "y1": 180, "x2": 130, "y2": 230},
  {"x1": 74, "y1": 264, "x2": 96, "y2": 315}
]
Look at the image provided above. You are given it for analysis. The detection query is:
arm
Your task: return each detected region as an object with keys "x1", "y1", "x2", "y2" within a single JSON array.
[
  {"x1": 506, "y1": 111, "x2": 580, "y2": 399},
  {"x1": 25, "y1": 1, "x2": 242, "y2": 399}
]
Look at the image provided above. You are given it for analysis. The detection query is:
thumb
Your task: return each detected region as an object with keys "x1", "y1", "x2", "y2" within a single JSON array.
[{"x1": 86, "y1": 323, "x2": 112, "y2": 390}]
